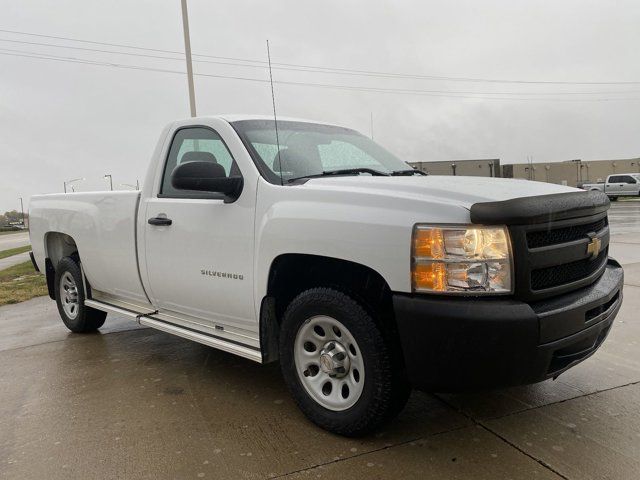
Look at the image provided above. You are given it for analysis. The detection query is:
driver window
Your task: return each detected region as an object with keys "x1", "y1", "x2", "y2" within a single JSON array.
[{"x1": 160, "y1": 127, "x2": 239, "y2": 196}]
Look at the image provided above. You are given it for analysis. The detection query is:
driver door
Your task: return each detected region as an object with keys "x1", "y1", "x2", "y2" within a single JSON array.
[{"x1": 142, "y1": 126, "x2": 256, "y2": 333}]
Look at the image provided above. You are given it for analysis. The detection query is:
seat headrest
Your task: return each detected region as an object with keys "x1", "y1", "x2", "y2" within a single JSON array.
[
  {"x1": 272, "y1": 147, "x2": 322, "y2": 178},
  {"x1": 181, "y1": 151, "x2": 218, "y2": 164}
]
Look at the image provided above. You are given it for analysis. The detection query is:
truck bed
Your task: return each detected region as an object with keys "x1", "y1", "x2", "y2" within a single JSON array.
[{"x1": 29, "y1": 191, "x2": 149, "y2": 304}]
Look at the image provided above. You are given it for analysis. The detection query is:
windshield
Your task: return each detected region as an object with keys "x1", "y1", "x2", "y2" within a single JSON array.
[{"x1": 231, "y1": 120, "x2": 411, "y2": 184}]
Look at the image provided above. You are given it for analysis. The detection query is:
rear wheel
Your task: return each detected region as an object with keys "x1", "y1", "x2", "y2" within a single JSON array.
[
  {"x1": 54, "y1": 256, "x2": 106, "y2": 333},
  {"x1": 279, "y1": 288, "x2": 410, "y2": 436}
]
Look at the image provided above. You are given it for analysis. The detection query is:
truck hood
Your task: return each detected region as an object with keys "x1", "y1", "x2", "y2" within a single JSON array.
[{"x1": 297, "y1": 175, "x2": 578, "y2": 210}]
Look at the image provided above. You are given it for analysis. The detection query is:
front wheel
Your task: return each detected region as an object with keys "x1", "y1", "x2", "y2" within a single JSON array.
[
  {"x1": 54, "y1": 256, "x2": 106, "y2": 333},
  {"x1": 279, "y1": 288, "x2": 410, "y2": 436}
]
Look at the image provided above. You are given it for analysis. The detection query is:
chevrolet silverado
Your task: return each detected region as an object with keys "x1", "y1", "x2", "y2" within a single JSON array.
[{"x1": 29, "y1": 115, "x2": 623, "y2": 436}]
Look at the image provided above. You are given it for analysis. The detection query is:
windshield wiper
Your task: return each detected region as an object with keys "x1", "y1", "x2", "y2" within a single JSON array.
[
  {"x1": 288, "y1": 168, "x2": 390, "y2": 183},
  {"x1": 390, "y1": 169, "x2": 427, "y2": 176}
]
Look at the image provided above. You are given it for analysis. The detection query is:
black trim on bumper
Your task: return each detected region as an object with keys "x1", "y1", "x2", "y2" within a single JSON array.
[{"x1": 393, "y1": 260, "x2": 623, "y2": 392}]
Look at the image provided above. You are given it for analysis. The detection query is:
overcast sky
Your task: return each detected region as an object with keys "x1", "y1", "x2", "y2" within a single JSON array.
[{"x1": 1, "y1": 0, "x2": 639, "y2": 212}]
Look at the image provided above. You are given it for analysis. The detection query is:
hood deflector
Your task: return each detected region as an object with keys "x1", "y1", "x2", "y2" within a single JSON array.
[{"x1": 470, "y1": 191, "x2": 610, "y2": 225}]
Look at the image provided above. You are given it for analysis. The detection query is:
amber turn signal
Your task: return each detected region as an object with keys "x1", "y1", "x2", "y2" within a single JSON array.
[
  {"x1": 413, "y1": 228, "x2": 444, "y2": 259},
  {"x1": 412, "y1": 262, "x2": 447, "y2": 292}
]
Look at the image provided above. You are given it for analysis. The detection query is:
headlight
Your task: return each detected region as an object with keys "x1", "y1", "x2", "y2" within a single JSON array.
[{"x1": 411, "y1": 225, "x2": 513, "y2": 294}]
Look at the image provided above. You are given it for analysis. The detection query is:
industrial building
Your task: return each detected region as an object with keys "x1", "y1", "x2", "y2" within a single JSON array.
[
  {"x1": 409, "y1": 157, "x2": 640, "y2": 187},
  {"x1": 504, "y1": 158, "x2": 640, "y2": 187},
  {"x1": 408, "y1": 159, "x2": 502, "y2": 177}
]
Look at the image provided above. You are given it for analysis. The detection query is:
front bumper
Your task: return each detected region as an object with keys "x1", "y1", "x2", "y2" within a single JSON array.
[{"x1": 393, "y1": 259, "x2": 624, "y2": 392}]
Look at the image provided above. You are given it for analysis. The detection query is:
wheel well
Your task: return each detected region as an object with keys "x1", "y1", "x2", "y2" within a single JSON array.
[
  {"x1": 268, "y1": 254, "x2": 393, "y2": 319},
  {"x1": 260, "y1": 254, "x2": 396, "y2": 363},
  {"x1": 44, "y1": 232, "x2": 79, "y2": 299},
  {"x1": 45, "y1": 232, "x2": 78, "y2": 267}
]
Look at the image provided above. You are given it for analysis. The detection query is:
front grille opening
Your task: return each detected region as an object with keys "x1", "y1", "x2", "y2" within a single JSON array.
[
  {"x1": 527, "y1": 217, "x2": 608, "y2": 249},
  {"x1": 531, "y1": 249, "x2": 608, "y2": 291},
  {"x1": 585, "y1": 292, "x2": 619, "y2": 322}
]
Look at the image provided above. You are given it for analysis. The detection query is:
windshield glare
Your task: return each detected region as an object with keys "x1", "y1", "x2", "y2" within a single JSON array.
[{"x1": 231, "y1": 120, "x2": 410, "y2": 184}]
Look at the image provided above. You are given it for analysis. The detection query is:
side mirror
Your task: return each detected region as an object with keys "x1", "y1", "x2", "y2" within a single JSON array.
[{"x1": 171, "y1": 161, "x2": 243, "y2": 203}]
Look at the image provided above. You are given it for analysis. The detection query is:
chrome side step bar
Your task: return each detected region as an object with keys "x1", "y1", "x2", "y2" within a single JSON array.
[
  {"x1": 85, "y1": 299, "x2": 142, "y2": 318},
  {"x1": 84, "y1": 299, "x2": 262, "y2": 362},
  {"x1": 138, "y1": 316, "x2": 261, "y2": 362}
]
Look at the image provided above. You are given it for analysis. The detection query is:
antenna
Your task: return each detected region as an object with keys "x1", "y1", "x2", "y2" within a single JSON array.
[
  {"x1": 370, "y1": 112, "x2": 374, "y2": 140},
  {"x1": 266, "y1": 40, "x2": 284, "y2": 186}
]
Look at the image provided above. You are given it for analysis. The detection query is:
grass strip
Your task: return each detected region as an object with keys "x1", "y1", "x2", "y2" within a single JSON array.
[
  {"x1": 0, "y1": 245, "x2": 32, "y2": 260},
  {"x1": 0, "y1": 261, "x2": 48, "y2": 306}
]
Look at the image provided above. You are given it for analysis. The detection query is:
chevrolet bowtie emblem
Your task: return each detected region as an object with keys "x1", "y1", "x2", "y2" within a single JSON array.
[{"x1": 586, "y1": 234, "x2": 602, "y2": 260}]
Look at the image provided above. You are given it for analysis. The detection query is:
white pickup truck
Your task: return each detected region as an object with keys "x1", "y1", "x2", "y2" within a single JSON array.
[
  {"x1": 582, "y1": 173, "x2": 640, "y2": 199},
  {"x1": 29, "y1": 115, "x2": 623, "y2": 436}
]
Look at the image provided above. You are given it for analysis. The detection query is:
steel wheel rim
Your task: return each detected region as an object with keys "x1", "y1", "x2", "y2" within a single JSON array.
[
  {"x1": 60, "y1": 272, "x2": 79, "y2": 320},
  {"x1": 294, "y1": 315, "x2": 365, "y2": 411}
]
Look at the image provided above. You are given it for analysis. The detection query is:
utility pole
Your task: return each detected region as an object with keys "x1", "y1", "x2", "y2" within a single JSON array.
[
  {"x1": 181, "y1": 0, "x2": 197, "y2": 117},
  {"x1": 104, "y1": 174, "x2": 113, "y2": 191},
  {"x1": 19, "y1": 197, "x2": 25, "y2": 228}
]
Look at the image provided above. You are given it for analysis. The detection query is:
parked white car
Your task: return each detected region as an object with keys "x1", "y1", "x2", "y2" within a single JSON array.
[
  {"x1": 582, "y1": 173, "x2": 640, "y2": 199},
  {"x1": 29, "y1": 115, "x2": 623, "y2": 436}
]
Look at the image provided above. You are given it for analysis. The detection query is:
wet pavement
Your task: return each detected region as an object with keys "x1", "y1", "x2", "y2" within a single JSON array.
[
  {"x1": 0, "y1": 201, "x2": 639, "y2": 479},
  {"x1": 608, "y1": 199, "x2": 640, "y2": 235}
]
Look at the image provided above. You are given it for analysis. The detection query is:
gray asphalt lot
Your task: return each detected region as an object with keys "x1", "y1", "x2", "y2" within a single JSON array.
[
  {"x1": 0, "y1": 201, "x2": 639, "y2": 479},
  {"x1": 0, "y1": 231, "x2": 30, "y2": 270},
  {"x1": 0, "y1": 231, "x2": 29, "y2": 251},
  {"x1": 0, "y1": 252, "x2": 30, "y2": 270}
]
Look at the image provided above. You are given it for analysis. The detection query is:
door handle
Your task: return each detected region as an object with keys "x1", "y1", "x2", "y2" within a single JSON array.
[{"x1": 148, "y1": 216, "x2": 172, "y2": 226}]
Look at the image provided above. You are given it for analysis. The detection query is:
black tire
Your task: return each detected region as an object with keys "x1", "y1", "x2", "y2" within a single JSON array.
[
  {"x1": 279, "y1": 287, "x2": 410, "y2": 436},
  {"x1": 609, "y1": 195, "x2": 619, "y2": 202},
  {"x1": 54, "y1": 256, "x2": 106, "y2": 333}
]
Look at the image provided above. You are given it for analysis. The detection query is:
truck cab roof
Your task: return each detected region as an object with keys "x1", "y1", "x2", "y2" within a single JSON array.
[{"x1": 188, "y1": 114, "x2": 344, "y2": 128}]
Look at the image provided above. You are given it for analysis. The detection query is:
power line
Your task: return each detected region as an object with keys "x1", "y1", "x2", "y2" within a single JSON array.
[
  {"x1": 1, "y1": 27, "x2": 640, "y2": 86},
  {"x1": 1, "y1": 38, "x2": 638, "y2": 96},
  {"x1": 2, "y1": 48, "x2": 640, "y2": 102},
  {"x1": 0, "y1": 28, "x2": 186, "y2": 55},
  {"x1": 1, "y1": 48, "x2": 639, "y2": 102},
  {"x1": 0, "y1": 38, "x2": 185, "y2": 62}
]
